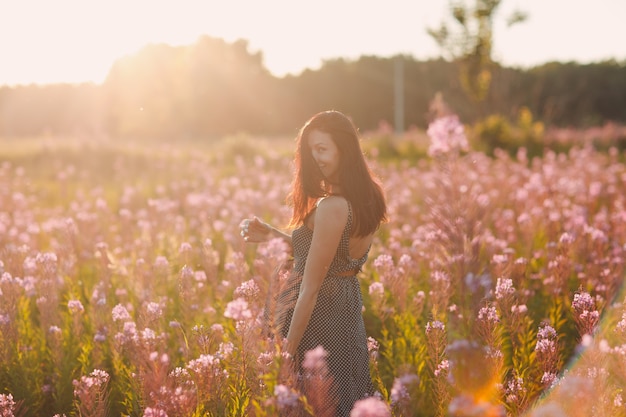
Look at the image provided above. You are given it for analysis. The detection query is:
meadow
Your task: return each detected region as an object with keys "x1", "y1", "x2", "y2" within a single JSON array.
[{"x1": 1, "y1": 120, "x2": 626, "y2": 417}]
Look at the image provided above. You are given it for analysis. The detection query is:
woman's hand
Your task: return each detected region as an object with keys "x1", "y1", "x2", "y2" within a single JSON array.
[{"x1": 239, "y1": 217, "x2": 271, "y2": 243}]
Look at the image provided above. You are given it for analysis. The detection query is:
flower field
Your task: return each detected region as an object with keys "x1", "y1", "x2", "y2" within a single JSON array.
[{"x1": 1, "y1": 130, "x2": 626, "y2": 417}]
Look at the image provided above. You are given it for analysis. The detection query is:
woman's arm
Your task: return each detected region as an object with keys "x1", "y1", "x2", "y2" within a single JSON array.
[
  {"x1": 241, "y1": 216, "x2": 292, "y2": 246},
  {"x1": 285, "y1": 197, "x2": 348, "y2": 356}
]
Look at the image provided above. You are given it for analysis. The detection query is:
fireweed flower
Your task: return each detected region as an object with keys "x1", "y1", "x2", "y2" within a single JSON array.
[
  {"x1": 541, "y1": 372, "x2": 558, "y2": 388},
  {"x1": 426, "y1": 114, "x2": 468, "y2": 157},
  {"x1": 495, "y1": 277, "x2": 515, "y2": 300},
  {"x1": 350, "y1": 396, "x2": 391, "y2": 417},
  {"x1": 511, "y1": 304, "x2": 528, "y2": 314},
  {"x1": 36, "y1": 251, "x2": 58, "y2": 275},
  {"x1": 145, "y1": 302, "x2": 163, "y2": 319},
  {"x1": 210, "y1": 323, "x2": 224, "y2": 335},
  {"x1": 112, "y1": 304, "x2": 132, "y2": 322},
  {"x1": 179, "y1": 242, "x2": 192, "y2": 254},
  {"x1": 572, "y1": 291, "x2": 600, "y2": 334},
  {"x1": 67, "y1": 299, "x2": 84, "y2": 314},
  {"x1": 434, "y1": 360, "x2": 449, "y2": 377},
  {"x1": 73, "y1": 369, "x2": 110, "y2": 397},
  {"x1": 218, "y1": 342, "x2": 234, "y2": 358},
  {"x1": 187, "y1": 354, "x2": 222, "y2": 377},
  {"x1": 390, "y1": 374, "x2": 419, "y2": 404},
  {"x1": 49, "y1": 325, "x2": 62, "y2": 335},
  {"x1": 372, "y1": 254, "x2": 395, "y2": 284},
  {"x1": 505, "y1": 376, "x2": 526, "y2": 404},
  {"x1": 223, "y1": 297, "x2": 252, "y2": 321},
  {"x1": 302, "y1": 346, "x2": 329, "y2": 374},
  {"x1": 257, "y1": 237, "x2": 291, "y2": 264},
  {"x1": 194, "y1": 270, "x2": 207, "y2": 282},
  {"x1": 274, "y1": 384, "x2": 300, "y2": 409},
  {"x1": 368, "y1": 282, "x2": 384, "y2": 301},
  {"x1": 257, "y1": 352, "x2": 274, "y2": 372},
  {"x1": 115, "y1": 321, "x2": 138, "y2": 345},
  {"x1": 154, "y1": 256, "x2": 169, "y2": 270},
  {"x1": 179, "y1": 265, "x2": 194, "y2": 281},
  {"x1": 141, "y1": 328, "x2": 157, "y2": 343},
  {"x1": 425, "y1": 320, "x2": 445, "y2": 334},
  {"x1": 616, "y1": 311, "x2": 626, "y2": 333},
  {"x1": 367, "y1": 337, "x2": 380, "y2": 360},
  {"x1": 478, "y1": 305, "x2": 499, "y2": 324},
  {"x1": 0, "y1": 393, "x2": 16, "y2": 416},
  {"x1": 234, "y1": 279, "x2": 260, "y2": 300},
  {"x1": 143, "y1": 408, "x2": 168, "y2": 417}
]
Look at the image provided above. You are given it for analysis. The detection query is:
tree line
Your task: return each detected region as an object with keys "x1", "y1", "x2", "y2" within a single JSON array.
[{"x1": 0, "y1": 35, "x2": 625, "y2": 139}]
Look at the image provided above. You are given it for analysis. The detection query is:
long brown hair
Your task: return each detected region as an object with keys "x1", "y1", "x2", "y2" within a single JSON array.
[{"x1": 287, "y1": 110, "x2": 387, "y2": 237}]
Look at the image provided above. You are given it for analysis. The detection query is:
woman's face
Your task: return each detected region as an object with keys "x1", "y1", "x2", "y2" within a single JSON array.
[{"x1": 307, "y1": 129, "x2": 340, "y2": 183}]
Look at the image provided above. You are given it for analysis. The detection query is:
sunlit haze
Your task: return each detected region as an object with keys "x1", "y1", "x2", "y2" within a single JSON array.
[{"x1": 1, "y1": 0, "x2": 625, "y2": 86}]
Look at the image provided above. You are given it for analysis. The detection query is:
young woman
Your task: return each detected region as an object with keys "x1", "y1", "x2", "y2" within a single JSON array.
[{"x1": 240, "y1": 110, "x2": 387, "y2": 416}]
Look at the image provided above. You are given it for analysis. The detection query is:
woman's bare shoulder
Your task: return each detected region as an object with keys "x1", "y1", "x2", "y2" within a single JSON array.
[{"x1": 315, "y1": 196, "x2": 349, "y2": 220}]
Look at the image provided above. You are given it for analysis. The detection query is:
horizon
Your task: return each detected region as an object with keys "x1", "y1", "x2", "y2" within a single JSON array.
[{"x1": 1, "y1": 0, "x2": 626, "y2": 87}]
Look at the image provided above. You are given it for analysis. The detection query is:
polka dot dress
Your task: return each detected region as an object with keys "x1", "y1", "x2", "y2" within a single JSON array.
[{"x1": 276, "y1": 200, "x2": 374, "y2": 416}]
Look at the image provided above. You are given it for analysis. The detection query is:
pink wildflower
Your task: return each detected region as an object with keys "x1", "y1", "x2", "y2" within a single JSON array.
[
  {"x1": 67, "y1": 299, "x2": 84, "y2": 314},
  {"x1": 495, "y1": 277, "x2": 515, "y2": 300},
  {"x1": 368, "y1": 282, "x2": 384, "y2": 298},
  {"x1": 302, "y1": 346, "x2": 328, "y2": 373},
  {"x1": 477, "y1": 306, "x2": 499, "y2": 324},
  {"x1": 427, "y1": 114, "x2": 468, "y2": 157},
  {"x1": 390, "y1": 374, "x2": 419, "y2": 404},
  {"x1": 0, "y1": 393, "x2": 16, "y2": 417},
  {"x1": 111, "y1": 304, "x2": 131, "y2": 322},
  {"x1": 234, "y1": 279, "x2": 260, "y2": 300},
  {"x1": 367, "y1": 337, "x2": 379, "y2": 359},
  {"x1": 154, "y1": 256, "x2": 169, "y2": 270},
  {"x1": 274, "y1": 384, "x2": 300, "y2": 409},
  {"x1": 143, "y1": 408, "x2": 168, "y2": 417},
  {"x1": 350, "y1": 396, "x2": 391, "y2": 417},
  {"x1": 223, "y1": 297, "x2": 252, "y2": 321},
  {"x1": 426, "y1": 320, "x2": 445, "y2": 334}
]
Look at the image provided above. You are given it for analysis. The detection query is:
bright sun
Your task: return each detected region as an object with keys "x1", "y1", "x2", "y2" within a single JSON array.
[{"x1": 0, "y1": 0, "x2": 327, "y2": 85}]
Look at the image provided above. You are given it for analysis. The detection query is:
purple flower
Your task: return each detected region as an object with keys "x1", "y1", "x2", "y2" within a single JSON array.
[
  {"x1": 367, "y1": 337, "x2": 379, "y2": 359},
  {"x1": 425, "y1": 320, "x2": 445, "y2": 334},
  {"x1": 495, "y1": 277, "x2": 515, "y2": 300},
  {"x1": 390, "y1": 374, "x2": 419, "y2": 404},
  {"x1": 427, "y1": 114, "x2": 468, "y2": 157},
  {"x1": 234, "y1": 279, "x2": 260, "y2": 300},
  {"x1": 179, "y1": 242, "x2": 192, "y2": 253},
  {"x1": 143, "y1": 408, "x2": 168, "y2": 417},
  {"x1": 350, "y1": 396, "x2": 391, "y2": 417},
  {"x1": 112, "y1": 304, "x2": 131, "y2": 322},
  {"x1": 154, "y1": 256, "x2": 169, "y2": 270},
  {"x1": 541, "y1": 372, "x2": 558, "y2": 388},
  {"x1": 302, "y1": 346, "x2": 328, "y2": 373},
  {"x1": 223, "y1": 298, "x2": 252, "y2": 321},
  {"x1": 68, "y1": 299, "x2": 84, "y2": 314},
  {"x1": 145, "y1": 302, "x2": 163, "y2": 319},
  {"x1": 572, "y1": 292, "x2": 595, "y2": 314},
  {"x1": 477, "y1": 306, "x2": 499, "y2": 324},
  {"x1": 274, "y1": 384, "x2": 300, "y2": 409},
  {"x1": 368, "y1": 282, "x2": 384, "y2": 297},
  {"x1": 73, "y1": 369, "x2": 109, "y2": 397},
  {"x1": 187, "y1": 354, "x2": 219, "y2": 375},
  {"x1": 0, "y1": 393, "x2": 16, "y2": 416}
]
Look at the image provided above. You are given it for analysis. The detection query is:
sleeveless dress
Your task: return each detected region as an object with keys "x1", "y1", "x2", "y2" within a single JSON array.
[{"x1": 276, "y1": 199, "x2": 374, "y2": 416}]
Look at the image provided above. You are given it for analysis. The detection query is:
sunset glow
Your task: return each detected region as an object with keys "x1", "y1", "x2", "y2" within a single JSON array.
[{"x1": 1, "y1": 0, "x2": 625, "y2": 86}]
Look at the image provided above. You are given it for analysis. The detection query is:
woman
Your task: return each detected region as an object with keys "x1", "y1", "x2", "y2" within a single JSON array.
[{"x1": 240, "y1": 110, "x2": 387, "y2": 416}]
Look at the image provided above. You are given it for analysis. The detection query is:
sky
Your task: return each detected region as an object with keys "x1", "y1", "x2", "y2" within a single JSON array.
[{"x1": 1, "y1": 0, "x2": 625, "y2": 86}]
